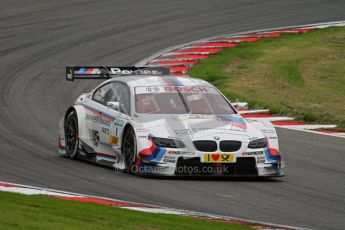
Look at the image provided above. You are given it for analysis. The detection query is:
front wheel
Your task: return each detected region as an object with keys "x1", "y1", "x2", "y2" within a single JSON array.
[
  {"x1": 65, "y1": 111, "x2": 79, "y2": 159},
  {"x1": 122, "y1": 127, "x2": 136, "y2": 173}
]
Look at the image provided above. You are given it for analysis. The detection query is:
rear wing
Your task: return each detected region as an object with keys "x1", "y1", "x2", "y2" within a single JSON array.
[{"x1": 66, "y1": 66, "x2": 170, "y2": 81}]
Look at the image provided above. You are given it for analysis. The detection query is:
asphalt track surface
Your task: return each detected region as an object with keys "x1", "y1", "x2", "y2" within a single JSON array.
[{"x1": 1, "y1": 1, "x2": 345, "y2": 229}]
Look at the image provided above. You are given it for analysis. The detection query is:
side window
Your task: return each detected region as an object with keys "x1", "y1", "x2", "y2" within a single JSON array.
[
  {"x1": 92, "y1": 82, "x2": 130, "y2": 115},
  {"x1": 92, "y1": 83, "x2": 113, "y2": 105},
  {"x1": 112, "y1": 82, "x2": 130, "y2": 115}
]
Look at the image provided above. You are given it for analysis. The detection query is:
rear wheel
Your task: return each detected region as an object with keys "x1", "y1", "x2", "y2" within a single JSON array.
[
  {"x1": 122, "y1": 127, "x2": 136, "y2": 173},
  {"x1": 65, "y1": 111, "x2": 79, "y2": 159}
]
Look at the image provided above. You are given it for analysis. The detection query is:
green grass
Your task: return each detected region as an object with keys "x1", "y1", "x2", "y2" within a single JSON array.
[
  {"x1": 189, "y1": 26, "x2": 345, "y2": 130},
  {"x1": 0, "y1": 191, "x2": 251, "y2": 230}
]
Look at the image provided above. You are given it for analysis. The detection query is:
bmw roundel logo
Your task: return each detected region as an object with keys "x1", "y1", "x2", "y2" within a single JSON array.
[
  {"x1": 214, "y1": 136, "x2": 220, "y2": 140},
  {"x1": 146, "y1": 87, "x2": 160, "y2": 92}
]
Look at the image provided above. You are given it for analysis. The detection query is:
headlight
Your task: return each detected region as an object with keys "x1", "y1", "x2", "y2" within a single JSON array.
[
  {"x1": 151, "y1": 137, "x2": 185, "y2": 148},
  {"x1": 248, "y1": 138, "x2": 267, "y2": 149}
]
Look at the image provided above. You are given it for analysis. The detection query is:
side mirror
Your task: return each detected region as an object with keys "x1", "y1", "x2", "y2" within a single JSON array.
[
  {"x1": 232, "y1": 103, "x2": 240, "y2": 110},
  {"x1": 107, "y1": 101, "x2": 120, "y2": 111},
  {"x1": 231, "y1": 102, "x2": 248, "y2": 111}
]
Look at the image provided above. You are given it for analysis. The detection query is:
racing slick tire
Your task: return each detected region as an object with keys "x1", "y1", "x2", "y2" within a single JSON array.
[
  {"x1": 65, "y1": 110, "x2": 79, "y2": 159},
  {"x1": 122, "y1": 126, "x2": 137, "y2": 173}
]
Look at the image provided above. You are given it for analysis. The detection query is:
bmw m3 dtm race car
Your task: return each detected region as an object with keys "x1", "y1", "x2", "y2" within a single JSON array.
[{"x1": 58, "y1": 66, "x2": 284, "y2": 176}]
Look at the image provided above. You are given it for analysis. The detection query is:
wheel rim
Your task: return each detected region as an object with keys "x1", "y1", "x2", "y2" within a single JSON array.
[
  {"x1": 66, "y1": 117, "x2": 77, "y2": 154},
  {"x1": 123, "y1": 132, "x2": 135, "y2": 168}
]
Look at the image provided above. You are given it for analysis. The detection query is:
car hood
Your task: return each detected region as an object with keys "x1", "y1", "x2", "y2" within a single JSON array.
[{"x1": 133, "y1": 114, "x2": 264, "y2": 148}]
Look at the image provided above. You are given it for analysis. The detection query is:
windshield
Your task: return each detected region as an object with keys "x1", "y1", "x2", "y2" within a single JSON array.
[{"x1": 135, "y1": 86, "x2": 236, "y2": 114}]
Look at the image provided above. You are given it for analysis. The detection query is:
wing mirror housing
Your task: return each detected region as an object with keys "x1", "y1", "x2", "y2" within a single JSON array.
[{"x1": 107, "y1": 101, "x2": 120, "y2": 111}]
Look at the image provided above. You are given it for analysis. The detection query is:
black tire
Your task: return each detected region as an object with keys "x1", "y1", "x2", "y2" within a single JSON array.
[
  {"x1": 65, "y1": 111, "x2": 79, "y2": 159},
  {"x1": 122, "y1": 127, "x2": 137, "y2": 173}
]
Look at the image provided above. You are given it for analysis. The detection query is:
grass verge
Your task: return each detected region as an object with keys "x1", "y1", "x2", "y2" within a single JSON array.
[
  {"x1": 189, "y1": 26, "x2": 345, "y2": 130},
  {"x1": 0, "y1": 191, "x2": 251, "y2": 230}
]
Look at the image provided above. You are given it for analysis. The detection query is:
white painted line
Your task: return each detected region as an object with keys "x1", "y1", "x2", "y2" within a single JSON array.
[
  {"x1": 0, "y1": 186, "x2": 81, "y2": 197},
  {"x1": 275, "y1": 124, "x2": 337, "y2": 130},
  {"x1": 333, "y1": 132, "x2": 345, "y2": 135},
  {"x1": 333, "y1": 133, "x2": 345, "y2": 137},
  {"x1": 125, "y1": 207, "x2": 187, "y2": 215},
  {"x1": 0, "y1": 181, "x2": 153, "y2": 207},
  {"x1": 250, "y1": 117, "x2": 294, "y2": 122},
  {"x1": 239, "y1": 109, "x2": 269, "y2": 114}
]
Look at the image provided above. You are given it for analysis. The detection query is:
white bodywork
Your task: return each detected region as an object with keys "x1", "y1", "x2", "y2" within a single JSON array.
[{"x1": 58, "y1": 75, "x2": 284, "y2": 176}]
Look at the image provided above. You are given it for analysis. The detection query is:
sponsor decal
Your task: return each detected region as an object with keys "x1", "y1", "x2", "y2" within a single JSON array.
[
  {"x1": 135, "y1": 128, "x2": 150, "y2": 133},
  {"x1": 112, "y1": 118, "x2": 125, "y2": 127},
  {"x1": 137, "y1": 135, "x2": 147, "y2": 139},
  {"x1": 110, "y1": 68, "x2": 134, "y2": 75},
  {"x1": 174, "y1": 129, "x2": 192, "y2": 137},
  {"x1": 256, "y1": 156, "x2": 266, "y2": 164},
  {"x1": 102, "y1": 127, "x2": 109, "y2": 135},
  {"x1": 192, "y1": 127, "x2": 213, "y2": 132},
  {"x1": 190, "y1": 127, "x2": 248, "y2": 134},
  {"x1": 224, "y1": 129, "x2": 247, "y2": 133},
  {"x1": 85, "y1": 114, "x2": 111, "y2": 127},
  {"x1": 179, "y1": 114, "x2": 215, "y2": 121},
  {"x1": 108, "y1": 67, "x2": 169, "y2": 75},
  {"x1": 135, "y1": 86, "x2": 218, "y2": 95},
  {"x1": 163, "y1": 155, "x2": 177, "y2": 163},
  {"x1": 203, "y1": 153, "x2": 234, "y2": 163},
  {"x1": 91, "y1": 130, "x2": 100, "y2": 142},
  {"x1": 241, "y1": 150, "x2": 264, "y2": 156},
  {"x1": 164, "y1": 86, "x2": 208, "y2": 93},
  {"x1": 109, "y1": 135, "x2": 118, "y2": 145},
  {"x1": 167, "y1": 150, "x2": 195, "y2": 156}
]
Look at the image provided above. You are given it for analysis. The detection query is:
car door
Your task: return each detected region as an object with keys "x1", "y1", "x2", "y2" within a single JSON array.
[{"x1": 89, "y1": 81, "x2": 130, "y2": 155}]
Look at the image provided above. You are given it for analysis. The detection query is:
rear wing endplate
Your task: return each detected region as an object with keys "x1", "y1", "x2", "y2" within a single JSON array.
[{"x1": 66, "y1": 66, "x2": 170, "y2": 81}]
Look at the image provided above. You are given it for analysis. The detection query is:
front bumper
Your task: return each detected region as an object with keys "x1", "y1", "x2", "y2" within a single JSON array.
[{"x1": 136, "y1": 156, "x2": 284, "y2": 177}]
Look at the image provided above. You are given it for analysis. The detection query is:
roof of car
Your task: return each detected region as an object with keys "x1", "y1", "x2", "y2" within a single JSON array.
[{"x1": 106, "y1": 75, "x2": 214, "y2": 88}]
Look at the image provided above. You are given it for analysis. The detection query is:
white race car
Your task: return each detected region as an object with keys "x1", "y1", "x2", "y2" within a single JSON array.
[{"x1": 58, "y1": 66, "x2": 284, "y2": 176}]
